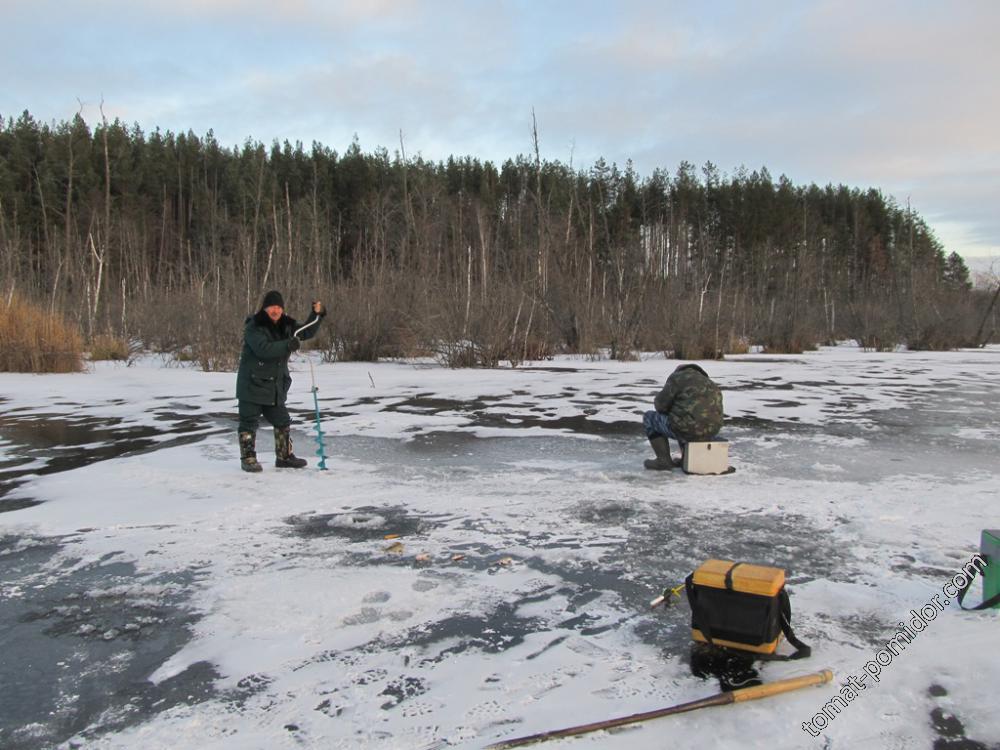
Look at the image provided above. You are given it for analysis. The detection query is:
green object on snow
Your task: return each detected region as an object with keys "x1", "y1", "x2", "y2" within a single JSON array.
[{"x1": 983, "y1": 529, "x2": 1000, "y2": 608}]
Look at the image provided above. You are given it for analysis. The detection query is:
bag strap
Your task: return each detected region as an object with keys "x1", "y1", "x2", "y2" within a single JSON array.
[
  {"x1": 747, "y1": 588, "x2": 811, "y2": 662},
  {"x1": 724, "y1": 562, "x2": 744, "y2": 591},
  {"x1": 774, "y1": 588, "x2": 811, "y2": 659},
  {"x1": 956, "y1": 556, "x2": 1000, "y2": 611}
]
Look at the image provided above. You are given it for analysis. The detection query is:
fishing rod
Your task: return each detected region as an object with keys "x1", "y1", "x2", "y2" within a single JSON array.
[{"x1": 487, "y1": 669, "x2": 834, "y2": 749}]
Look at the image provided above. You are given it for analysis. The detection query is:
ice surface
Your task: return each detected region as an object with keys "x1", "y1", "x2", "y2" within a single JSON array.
[{"x1": 1, "y1": 345, "x2": 999, "y2": 749}]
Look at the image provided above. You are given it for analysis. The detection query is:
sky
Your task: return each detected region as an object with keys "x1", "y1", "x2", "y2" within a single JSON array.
[{"x1": 2, "y1": 0, "x2": 998, "y2": 261}]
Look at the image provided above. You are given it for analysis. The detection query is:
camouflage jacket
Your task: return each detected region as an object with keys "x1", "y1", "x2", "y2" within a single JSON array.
[
  {"x1": 653, "y1": 364, "x2": 724, "y2": 441},
  {"x1": 235, "y1": 309, "x2": 323, "y2": 406}
]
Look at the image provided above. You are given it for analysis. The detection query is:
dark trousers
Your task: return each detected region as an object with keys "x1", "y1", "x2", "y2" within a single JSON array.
[{"x1": 238, "y1": 400, "x2": 291, "y2": 434}]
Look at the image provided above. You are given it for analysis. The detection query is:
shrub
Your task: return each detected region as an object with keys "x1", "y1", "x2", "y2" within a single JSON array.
[
  {"x1": 424, "y1": 281, "x2": 553, "y2": 368},
  {"x1": 907, "y1": 319, "x2": 973, "y2": 351},
  {"x1": 761, "y1": 334, "x2": 818, "y2": 355},
  {"x1": 128, "y1": 286, "x2": 243, "y2": 371},
  {"x1": 671, "y1": 331, "x2": 722, "y2": 360},
  {"x1": 755, "y1": 297, "x2": 823, "y2": 354},
  {"x1": 651, "y1": 289, "x2": 741, "y2": 361},
  {"x1": 724, "y1": 335, "x2": 751, "y2": 355},
  {"x1": 327, "y1": 277, "x2": 410, "y2": 362},
  {"x1": 846, "y1": 299, "x2": 901, "y2": 352},
  {"x1": 89, "y1": 334, "x2": 132, "y2": 362},
  {"x1": 193, "y1": 338, "x2": 240, "y2": 372},
  {"x1": 0, "y1": 294, "x2": 84, "y2": 373},
  {"x1": 435, "y1": 341, "x2": 479, "y2": 368},
  {"x1": 906, "y1": 289, "x2": 978, "y2": 351}
]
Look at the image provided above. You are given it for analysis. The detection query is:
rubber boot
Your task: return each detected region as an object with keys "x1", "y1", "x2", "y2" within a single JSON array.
[
  {"x1": 274, "y1": 426, "x2": 307, "y2": 469},
  {"x1": 239, "y1": 431, "x2": 262, "y2": 473},
  {"x1": 643, "y1": 435, "x2": 674, "y2": 471}
]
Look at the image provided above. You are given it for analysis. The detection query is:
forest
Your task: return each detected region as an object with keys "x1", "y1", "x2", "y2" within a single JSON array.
[{"x1": 1, "y1": 110, "x2": 994, "y2": 371}]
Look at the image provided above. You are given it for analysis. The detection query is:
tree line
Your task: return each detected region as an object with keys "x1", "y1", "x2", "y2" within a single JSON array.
[{"x1": 0, "y1": 109, "x2": 992, "y2": 370}]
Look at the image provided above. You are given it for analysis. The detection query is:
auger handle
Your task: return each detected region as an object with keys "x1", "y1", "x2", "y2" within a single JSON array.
[
  {"x1": 294, "y1": 316, "x2": 321, "y2": 338},
  {"x1": 732, "y1": 669, "x2": 834, "y2": 703}
]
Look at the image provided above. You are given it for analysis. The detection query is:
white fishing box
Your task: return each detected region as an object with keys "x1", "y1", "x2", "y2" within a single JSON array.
[{"x1": 682, "y1": 441, "x2": 730, "y2": 475}]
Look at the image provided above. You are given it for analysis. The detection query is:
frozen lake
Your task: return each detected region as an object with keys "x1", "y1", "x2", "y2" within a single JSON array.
[{"x1": 1, "y1": 345, "x2": 998, "y2": 749}]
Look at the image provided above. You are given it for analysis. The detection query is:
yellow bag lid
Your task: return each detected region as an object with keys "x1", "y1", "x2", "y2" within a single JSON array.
[{"x1": 692, "y1": 559, "x2": 785, "y2": 597}]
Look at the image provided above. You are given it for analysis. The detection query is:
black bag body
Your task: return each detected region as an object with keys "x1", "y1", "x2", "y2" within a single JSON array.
[{"x1": 686, "y1": 559, "x2": 810, "y2": 660}]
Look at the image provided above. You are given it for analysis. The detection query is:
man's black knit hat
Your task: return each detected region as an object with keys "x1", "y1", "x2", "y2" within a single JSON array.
[{"x1": 261, "y1": 290, "x2": 285, "y2": 309}]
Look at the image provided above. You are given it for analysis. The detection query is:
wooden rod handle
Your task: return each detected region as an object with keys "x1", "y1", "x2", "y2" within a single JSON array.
[{"x1": 732, "y1": 669, "x2": 834, "y2": 703}]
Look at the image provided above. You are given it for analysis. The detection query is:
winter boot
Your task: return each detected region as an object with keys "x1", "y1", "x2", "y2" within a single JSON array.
[
  {"x1": 239, "y1": 431, "x2": 262, "y2": 473},
  {"x1": 274, "y1": 426, "x2": 308, "y2": 469},
  {"x1": 643, "y1": 435, "x2": 674, "y2": 471}
]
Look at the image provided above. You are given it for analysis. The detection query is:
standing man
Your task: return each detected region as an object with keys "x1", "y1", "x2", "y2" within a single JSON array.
[
  {"x1": 643, "y1": 364, "x2": 723, "y2": 471},
  {"x1": 236, "y1": 290, "x2": 326, "y2": 473}
]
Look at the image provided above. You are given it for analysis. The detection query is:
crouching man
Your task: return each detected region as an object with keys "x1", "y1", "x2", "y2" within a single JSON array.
[
  {"x1": 236, "y1": 290, "x2": 326, "y2": 473},
  {"x1": 643, "y1": 364, "x2": 723, "y2": 471}
]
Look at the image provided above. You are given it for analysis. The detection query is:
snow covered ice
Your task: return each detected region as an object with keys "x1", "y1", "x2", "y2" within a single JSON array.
[{"x1": 1, "y1": 344, "x2": 998, "y2": 749}]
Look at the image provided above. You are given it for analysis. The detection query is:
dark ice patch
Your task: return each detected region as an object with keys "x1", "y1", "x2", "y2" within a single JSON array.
[
  {"x1": 285, "y1": 506, "x2": 446, "y2": 542},
  {"x1": 517, "y1": 366, "x2": 580, "y2": 373},
  {"x1": 0, "y1": 497, "x2": 42, "y2": 513},
  {"x1": 384, "y1": 395, "x2": 639, "y2": 435},
  {"x1": 0, "y1": 411, "x2": 229, "y2": 501},
  {"x1": 0, "y1": 534, "x2": 216, "y2": 750}
]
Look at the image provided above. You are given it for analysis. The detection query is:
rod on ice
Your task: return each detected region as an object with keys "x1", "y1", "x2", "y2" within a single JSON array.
[{"x1": 487, "y1": 669, "x2": 834, "y2": 748}]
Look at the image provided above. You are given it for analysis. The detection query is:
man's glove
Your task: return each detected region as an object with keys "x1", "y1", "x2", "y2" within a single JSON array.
[{"x1": 288, "y1": 337, "x2": 301, "y2": 352}]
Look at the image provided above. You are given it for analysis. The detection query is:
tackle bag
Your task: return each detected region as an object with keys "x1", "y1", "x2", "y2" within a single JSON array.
[{"x1": 685, "y1": 559, "x2": 810, "y2": 660}]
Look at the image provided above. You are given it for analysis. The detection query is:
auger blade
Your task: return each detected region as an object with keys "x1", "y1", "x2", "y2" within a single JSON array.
[{"x1": 311, "y1": 386, "x2": 328, "y2": 470}]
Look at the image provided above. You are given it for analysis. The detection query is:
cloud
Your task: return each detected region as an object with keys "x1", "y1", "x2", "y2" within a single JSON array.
[{"x1": 2, "y1": 0, "x2": 998, "y2": 257}]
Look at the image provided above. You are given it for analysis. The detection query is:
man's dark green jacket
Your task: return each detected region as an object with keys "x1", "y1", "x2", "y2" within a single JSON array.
[{"x1": 236, "y1": 308, "x2": 323, "y2": 406}]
